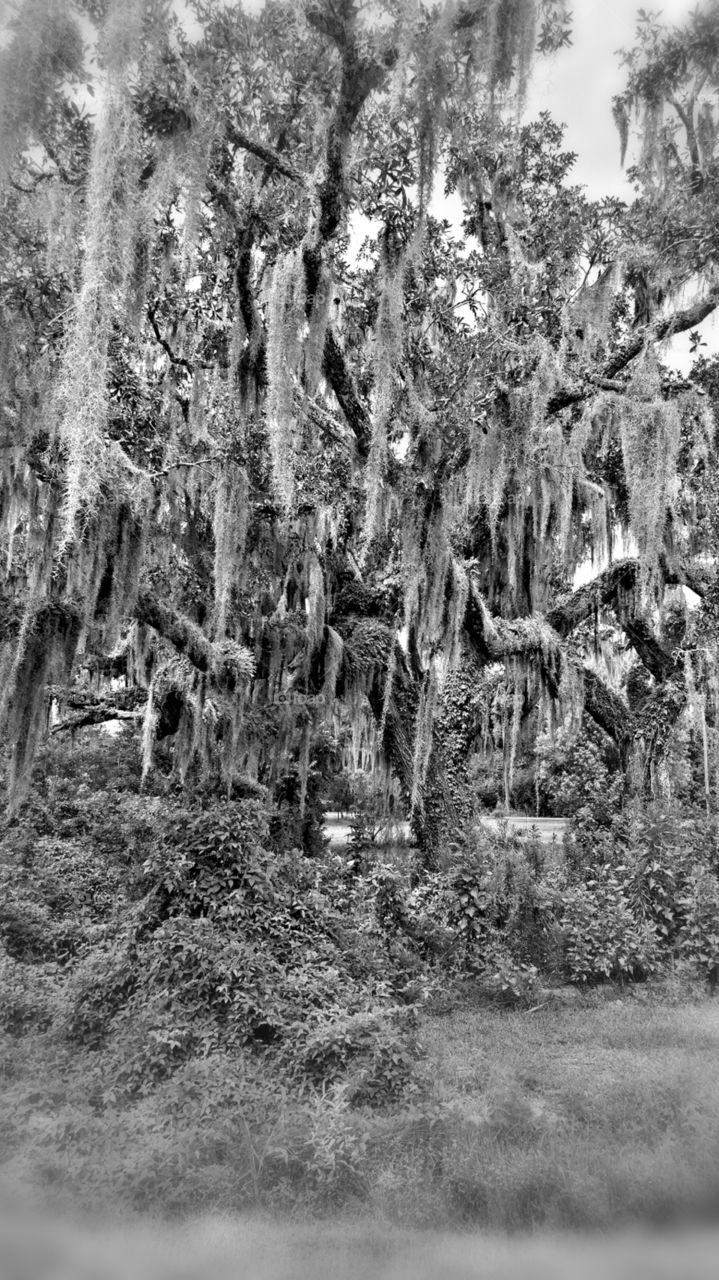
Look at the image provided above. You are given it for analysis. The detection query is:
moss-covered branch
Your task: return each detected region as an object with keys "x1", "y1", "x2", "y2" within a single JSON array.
[
  {"x1": 225, "y1": 124, "x2": 307, "y2": 186},
  {"x1": 582, "y1": 666, "x2": 635, "y2": 760},
  {"x1": 547, "y1": 287, "x2": 719, "y2": 415},
  {"x1": 134, "y1": 590, "x2": 216, "y2": 673},
  {"x1": 321, "y1": 328, "x2": 372, "y2": 457},
  {"x1": 51, "y1": 706, "x2": 143, "y2": 734},
  {"x1": 547, "y1": 557, "x2": 694, "y2": 683}
]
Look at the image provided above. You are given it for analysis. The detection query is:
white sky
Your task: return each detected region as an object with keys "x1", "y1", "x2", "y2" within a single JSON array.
[{"x1": 527, "y1": 0, "x2": 698, "y2": 200}]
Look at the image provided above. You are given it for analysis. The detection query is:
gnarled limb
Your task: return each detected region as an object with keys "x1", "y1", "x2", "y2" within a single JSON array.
[
  {"x1": 322, "y1": 328, "x2": 372, "y2": 458},
  {"x1": 225, "y1": 125, "x2": 307, "y2": 186},
  {"x1": 623, "y1": 617, "x2": 677, "y2": 683},
  {"x1": 134, "y1": 590, "x2": 217, "y2": 674},
  {"x1": 582, "y1": 665, "x2": 635, "y2": 761},
  {"x1": 51, "y1": 707, "x2": 143, "y2": 734},
  {"x1": 547, "y1": 287, "x2": 719, "y2": 415},
  {"x1": 305, "y1": 3, "x2": 396, "y2": 243},
  {"x1": 547, "y1": 559, "x2": 640, "y2": 636},
  {"x1": 547, "y1": 556, "x2": 709, "y2": 682}
]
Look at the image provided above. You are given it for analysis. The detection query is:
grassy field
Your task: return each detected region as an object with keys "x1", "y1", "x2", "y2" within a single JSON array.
[
  {"x1": 408, "y1": 993, "x2": 719, "y2": 1231},
  {"x1": 2, "y1": 988, "x2": 719, "y2": 1237}
]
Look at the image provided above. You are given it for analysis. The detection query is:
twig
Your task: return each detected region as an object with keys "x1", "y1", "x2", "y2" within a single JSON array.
[{"x1": 149, "y1": 452, "x2": 229, "y2": 480}]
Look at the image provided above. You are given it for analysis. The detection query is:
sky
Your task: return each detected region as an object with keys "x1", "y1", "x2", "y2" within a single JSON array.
[{"x1": 526, "y1": 0, "x2": 698, "y2": 200}]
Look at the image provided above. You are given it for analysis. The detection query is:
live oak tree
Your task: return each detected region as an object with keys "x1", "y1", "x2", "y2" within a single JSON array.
[{"x1": 1, "y1": 0, "x2": 718, "y2": 847}]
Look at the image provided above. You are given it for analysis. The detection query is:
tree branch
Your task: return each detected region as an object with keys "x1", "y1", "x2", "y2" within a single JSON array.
[
  {"x1": 51, "y1": 707, "x2": 143, "y2": 734},
  {"x1": 547, "y1": 557, "x2": 682, "y2": 682},
  {"x1": 322, "y1": 327, "x2": 372, "y2": 457},
  {"x1": 604, "y1": 287, "x2": 719, "y2": 378},
  {"x1": 623, "y1": 616, "x2": 677, "y2": 683},
  {"x1": 225, "y1": 124, "x2": 307, "y2": 186},
  {"x1": 547, "y1": 559, "x2": 640, "y2": 637},
  {"x1": 305, "y1": 2, "x2": 396, "y2": 245},
  {"x1": 134, "y1": 590, "x2": 217, "y2": 674},
  {"x1": 582, "y1": 665, "x2": 634, "y2": 757},
  {"x1": 147, "y1": 305, "x2": 194, "y2": 373},
  {"x1": 547, "y1": 287, "x2": 719, "y2": 414},
  {"x1": 133, "y1": 591, "x2": 254, "y2": 690}
]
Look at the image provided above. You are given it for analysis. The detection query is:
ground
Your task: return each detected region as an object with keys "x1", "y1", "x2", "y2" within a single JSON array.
[
  {"x1": 1, "y1": 1211, "x2": 719, "y2": 1280},
  {"x1": 2, "y1": 987, "x2": 719, "y2": 1266}
]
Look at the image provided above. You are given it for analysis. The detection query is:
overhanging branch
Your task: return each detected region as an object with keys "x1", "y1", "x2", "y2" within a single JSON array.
[
  {"x1": 225, "y1": 125, "x2": 307, "y2": 186},
  {"x1": 548, "y1": 287, "x2": 719, "y2": 414},
  {"x1": 582, "y1": 665, "x2": 634, "y2": 757},
  {"x1": 134, "y1": 590, "x2": 217, "y2": 675},
  {"x1": 52, "y1": 707, "x2": 143, "y2": 734}
]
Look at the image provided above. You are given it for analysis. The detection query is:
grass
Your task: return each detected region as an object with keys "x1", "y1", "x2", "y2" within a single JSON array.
[
  {"x1": 3, "y1": 990, "x2": 719, "y2": 1232},
  {"x1": 402, "y1": 997, "x2": 719, "y2": 1231}
]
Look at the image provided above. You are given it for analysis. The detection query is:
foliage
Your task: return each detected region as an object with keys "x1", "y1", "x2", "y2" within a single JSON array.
[
  {"x1": 297, "y1": 1006, "x2": 421, "y2": 1110},
  {"x1": 2, "y1": 737, "x2": 719, "y2": 1222},
  {"x1": 536, "y1": 719, "x2": 624, "y2": 829},
  {"x1": 560, "y1": 871, "x2": 660, "y2": 985},
  {"x1": 679, "y1": 867, "x2": 719, "y2": 989},
  {"x1": 0, "y1": 0, "x2": 718, "y2": 846}
]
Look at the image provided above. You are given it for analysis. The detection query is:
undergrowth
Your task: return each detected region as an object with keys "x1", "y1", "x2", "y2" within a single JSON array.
[{"x1": 1, "y1": 731, "x2": 718, "y2": 1225}]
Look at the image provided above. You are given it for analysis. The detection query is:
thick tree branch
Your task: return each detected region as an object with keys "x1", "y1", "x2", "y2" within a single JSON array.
[
  {"x1": 225, "y1": 125, "x2": 307, "y2": 186},
  {"x1": 582, "y1": 665, "x2": 635, "y2": 757},
  {"x1": 547, "y1": 559, "x2": 640, "y2": 637},
  {"x1": 623, "y1": 617, "x2": 677, "y2": 683},
  {"x1": 547, "y1": 555, "x2": 711, "y2": 682},
  {"x1": 305, "y1": 2, "x2": 396, "y2": 245},
  {"x1": 547, "y1": 287, "x2": 719, "y2": 414},
  {"x1": 52, "y1": 707, "x2": 143, "y2": 734},
  {"x1": 322, "y1": 327, "x2": 372, "y2": 457},
  {"x1": 133, "y1": 591, "x2": 254, "y2": 692},
  {"x1": 464, "y1": 575, "x2": 648, "y2": 754},
  {"x1": 604, "y1": 288, "x2": 719, "y2": 378},
  {"x1": 134, "y1": 590, "x2": 217, "y2": 674}
]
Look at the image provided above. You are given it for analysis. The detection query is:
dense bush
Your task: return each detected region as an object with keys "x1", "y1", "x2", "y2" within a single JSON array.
[
  {"x1": 560, "y1": 872, "x2": 660, "y2": 984},
  {"x1": 536, "y1": 720, "x2": 624, "y2": 828}
]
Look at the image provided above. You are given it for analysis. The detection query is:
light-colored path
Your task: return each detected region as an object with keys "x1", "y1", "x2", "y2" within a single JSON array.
[{"x1": 325, "y1": 813, "x2": 568, "y2": 846}]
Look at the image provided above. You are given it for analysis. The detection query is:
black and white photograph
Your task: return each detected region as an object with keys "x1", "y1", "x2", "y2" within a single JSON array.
[{"x1": 1, "y1": 0, "x2": 719, "y2": 1275}]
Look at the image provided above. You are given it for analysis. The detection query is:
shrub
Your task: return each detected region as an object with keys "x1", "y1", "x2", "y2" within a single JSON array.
[
  {"x1": 297, "y1": 1007, "x2": 421, "y2": 1109},
  {"x1": 61, "y1": 932, "x2": 139, "y2": 1046},
  {"x1": 478, "y1": 943, "x2": 543, "y2": 1007},
  {"x1": 537, "y1": 720, "x2": 624, "y2": 829},
  {"x1": 442, "y1": 826, "x2": 561, "y2": 975},
  {"x1": 560, "y1": 870, "x2": 660, "y2": 984},
  {"x1": 678, "y1": 867, "x2": 719, "y2": 988},
  {"x1": 139, "y1": 799, "x2": 274, "y2": 921},
  {"x1": 0, "y1": 950, "x2": 61, "y2": 1034}
]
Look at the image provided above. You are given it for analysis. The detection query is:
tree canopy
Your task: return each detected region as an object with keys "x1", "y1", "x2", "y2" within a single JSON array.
[{"x1": 1, "y1": 0, "x2": 719, "y2": 844}]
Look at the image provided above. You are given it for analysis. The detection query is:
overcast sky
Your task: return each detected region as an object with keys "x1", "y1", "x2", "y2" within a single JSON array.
[{"x1": 527, "y1": 0, "x2": 698, "y2": 198}]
